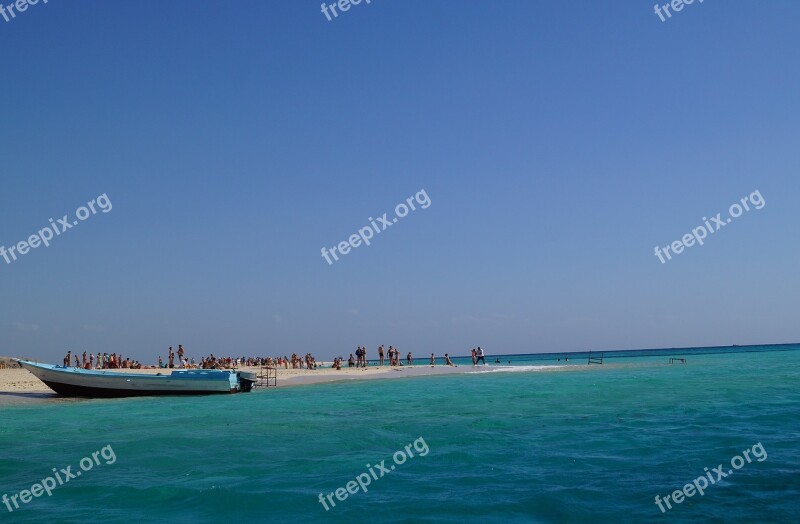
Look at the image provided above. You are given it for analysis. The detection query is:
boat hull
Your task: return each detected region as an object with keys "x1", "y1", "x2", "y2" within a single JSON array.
[
  {"x1": 39, "y1": 380, "x2": 233, "y2": 398},
  {"x1": 16, "y1": 360, "x2": 252, "y2": 398}
]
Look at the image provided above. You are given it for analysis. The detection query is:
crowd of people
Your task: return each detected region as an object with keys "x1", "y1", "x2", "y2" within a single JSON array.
[
  {"x1": 61, "y1": 345, "x2": 489, "y2": 372},
  {"x1": 342, "y1": 345, "x2": 413, "y2": 368},
  {"x1": 157, "y1": 349, "x2": 320, "y2": 371},
  {"x1": 58, "y1": 346, "x2": 323, "y2": 371},
  {"x1": 63, "y1": 350, "x2": 144, "y2": 370},
  {"x1": 338, "y1": 346, "x2": 488, "y2": 368}
]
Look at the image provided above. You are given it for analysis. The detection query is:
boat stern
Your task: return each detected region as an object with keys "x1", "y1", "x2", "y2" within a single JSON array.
[{"x1": 236, "y1": 371, "x2": 258, "y2": 392}]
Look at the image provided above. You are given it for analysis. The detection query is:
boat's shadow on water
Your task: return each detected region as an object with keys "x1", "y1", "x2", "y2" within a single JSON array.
[
  {"x1": 0, "y1": 391, "x2": 56, "y2": 399},
  {"x1": 0, "y1": 391, "x2": 85, "y2": 405}
]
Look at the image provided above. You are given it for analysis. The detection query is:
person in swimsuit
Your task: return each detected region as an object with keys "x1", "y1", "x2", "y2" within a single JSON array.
[
  {"x1": 430, "y1": 353, "x2": 435, "y2": 366},
  {"x1": 445, "y1": 354, "x2": 456, "y2": 367}
]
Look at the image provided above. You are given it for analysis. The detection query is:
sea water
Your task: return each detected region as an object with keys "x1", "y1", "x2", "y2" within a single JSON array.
[{"x1": 1, "y1": 345, "x2": 799, "y2": 523}]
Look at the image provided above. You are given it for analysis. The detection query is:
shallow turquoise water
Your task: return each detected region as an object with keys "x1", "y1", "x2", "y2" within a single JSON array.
[{"x1": 2, "y1": 346, "x2": 799, "y2": 523}]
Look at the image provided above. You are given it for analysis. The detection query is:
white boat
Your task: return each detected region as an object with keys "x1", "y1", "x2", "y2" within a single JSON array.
[{"x1": 15, "y1": 360, "x2": 258, "y2": 398}]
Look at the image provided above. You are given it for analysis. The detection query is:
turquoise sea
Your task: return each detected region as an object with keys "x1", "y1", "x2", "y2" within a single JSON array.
[{"x1": 1, "y1": 345, "x2": 799, "y2": 523}]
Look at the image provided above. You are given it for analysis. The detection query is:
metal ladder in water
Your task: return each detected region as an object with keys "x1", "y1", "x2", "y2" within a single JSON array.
[{"x1": 256, "y1": 366, "x2": 277, "y2": 388}]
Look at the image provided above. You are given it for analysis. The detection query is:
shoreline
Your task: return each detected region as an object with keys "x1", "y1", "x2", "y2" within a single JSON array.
[{"x1": 0, "y1": 363, "x2": 505, "y2": 406}]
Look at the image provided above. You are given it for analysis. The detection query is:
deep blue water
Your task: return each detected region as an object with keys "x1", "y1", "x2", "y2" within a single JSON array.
[{"x1": 1, "y1": 345, "x2": 799, "y2": 523}]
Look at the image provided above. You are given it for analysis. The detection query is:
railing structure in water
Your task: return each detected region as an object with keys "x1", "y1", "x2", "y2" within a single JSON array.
[
  {"x1": 587, "y1": 352, "x2": 604, "y2": 365},
  {"x1": 257, "y1": 366, "x2": 277, "y2": 388}
]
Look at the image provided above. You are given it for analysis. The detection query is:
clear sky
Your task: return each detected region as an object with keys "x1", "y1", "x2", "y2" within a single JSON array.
[{"x1": 1, "y1": 0, "x2": 798, "y2": 363}]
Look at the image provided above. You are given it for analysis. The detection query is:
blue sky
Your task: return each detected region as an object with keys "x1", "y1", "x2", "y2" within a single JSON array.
[{"x1": 1, "y1": 0, "x2": 798, "y2": 363}]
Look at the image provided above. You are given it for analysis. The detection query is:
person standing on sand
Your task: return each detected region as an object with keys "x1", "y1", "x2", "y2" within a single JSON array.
[
  {"x1": 168, "y1": 347, "x2": 175, "y2": 368},
  {"x1": 430, "y1": 353, "x2": 435, "y2": 366},
  {"x1": 378, "y1": 345, "x2": 385, "y2": 366},
  {"x1": 475, "y1": 347, "x2": 486, "y2": 365},
  {"x1": 471, "y1": 348, "x2": 477, "y2": 366},
  {"x1": 407, "y1": 352, "x2": 413, "y2": 365}
]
